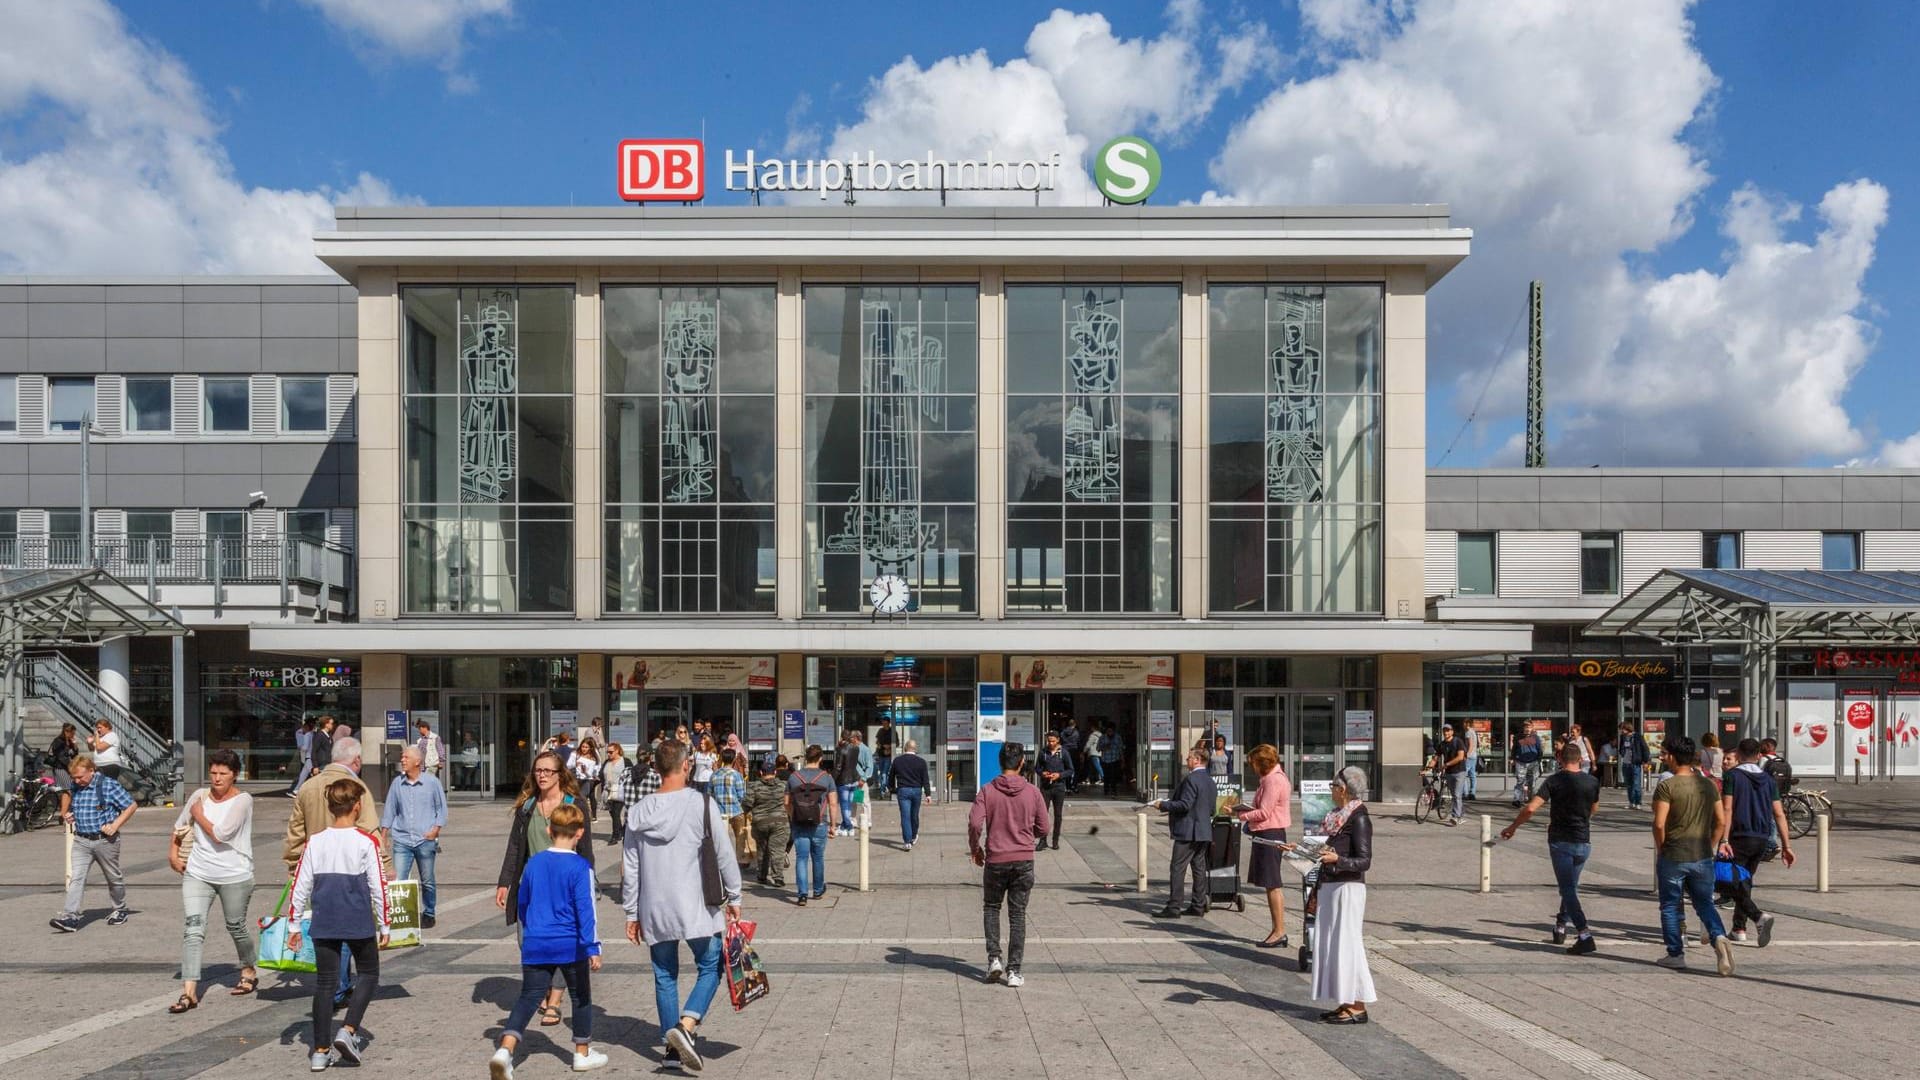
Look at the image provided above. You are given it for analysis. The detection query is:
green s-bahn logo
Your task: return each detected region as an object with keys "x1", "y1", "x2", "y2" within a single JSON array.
[{"x1": 1094, "y1": 136, "x2": 1161, "y2": 204}]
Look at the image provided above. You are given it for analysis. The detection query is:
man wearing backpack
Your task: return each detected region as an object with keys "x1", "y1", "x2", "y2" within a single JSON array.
[
  {"x1": 968, "y1": 742, "x2": 1049, "y2": 988},
  {"x1": 786, "y1": 745, "x2": 839, "y2": 906},
  {"x1": 1511, "y1": 729, "x2": 1544, "y2": 807},
  {"x1": 1720, "y1": 739, "x2": 1796, "y2": 946}
]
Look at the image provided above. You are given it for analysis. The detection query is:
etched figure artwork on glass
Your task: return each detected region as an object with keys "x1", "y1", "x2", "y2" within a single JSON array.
[
  {"x1": 1265, "y1": 292, "x2": 1324, "y2": 503},
  {"x1": 459, "y1": 290, "x2": 519, "y2": 503},
  {"x1": 1064, "y1": 290, "x2": 1122, "y2": 503},
  {"x1": 824, "y1": 300, "x2": 947, "y2": 573},
  {"x1": 661, "y1": 299, "x2": 718, "y2": 503}
]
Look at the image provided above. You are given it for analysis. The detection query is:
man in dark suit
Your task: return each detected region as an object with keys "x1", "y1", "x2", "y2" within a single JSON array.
[{"x1": 1152, "y1": 746, "x2": 1217, "y2": 918}]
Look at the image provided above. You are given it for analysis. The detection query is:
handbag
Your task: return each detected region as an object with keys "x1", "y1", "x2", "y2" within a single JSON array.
[
  {"x1": 724, "y1": 918, "x2": 771, "y2": 1011},
  {"x1": 257, "y1": 880, "x2": 317, "y2": 973},
  {"x1": 699, "y1": 792, "x2": 725, "y2": 908},
  {"x1": 731, "y1": 811, "x2": 757, "y2": 864}
]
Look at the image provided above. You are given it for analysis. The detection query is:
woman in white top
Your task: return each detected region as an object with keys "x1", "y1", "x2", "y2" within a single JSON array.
[
  {"x1": 1568, "y1": 724, "x2": 1596, "y2": 773},
  {"x1": 90, "y1": 719, "x2": 125, "y2": 781},
  {"x1": 167, "y1": 748, "x2": 257, "y2": 1013},
  {"x1": 571, "y1": 739, "x2": 603, "y2": 822},
  {"x1": 691, "y1": 735, "x2": 718, "y2": 794}
]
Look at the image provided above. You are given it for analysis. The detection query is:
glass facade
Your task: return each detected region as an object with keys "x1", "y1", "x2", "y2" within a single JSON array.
[
  {"x1": 403, "y1": 286, "x2": 575, "y2": 613},
  {"x1": 1207, "y1": 284, "x2": 1382, "y2": 614},
  {"x1": 1006, "y1": 284, "x2": 1179, "y2": 613},
  {"x1": 603, "y1": 286, "x2": 777, "y2": 613},
  {"x1": 804, "y1": 286, "x2": 978, "y2": 614}
]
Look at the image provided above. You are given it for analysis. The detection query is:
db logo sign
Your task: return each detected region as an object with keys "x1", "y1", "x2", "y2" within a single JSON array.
[{"x1": 619, "y1": 140, "x2": 704, "y2": 202}]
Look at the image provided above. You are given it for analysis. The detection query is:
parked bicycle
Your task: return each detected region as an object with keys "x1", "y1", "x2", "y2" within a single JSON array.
[
  {"x1": 1412, "y1": 770, "x2": 1448, "y2": 824},
  {"x1": 1780, "y1": 779, "x2": 1833, "y2": 839},
  {"x1": 1, "y1": 755, "x2": 62, "y2": 835}
]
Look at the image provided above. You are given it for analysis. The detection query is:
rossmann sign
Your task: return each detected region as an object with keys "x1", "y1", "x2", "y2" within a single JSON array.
[{"x1": 617, "y1": 138, "x2": 1159, "y2": 204}]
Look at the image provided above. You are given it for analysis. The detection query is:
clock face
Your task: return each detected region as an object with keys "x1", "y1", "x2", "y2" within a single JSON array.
[{"x1": 869, "y1": 574, "x2": 911, "y2": 613}]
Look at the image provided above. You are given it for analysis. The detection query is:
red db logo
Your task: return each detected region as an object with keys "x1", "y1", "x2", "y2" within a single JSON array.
[{"x1": 618, "y1": 140, "x2": 704, "y2": 202}]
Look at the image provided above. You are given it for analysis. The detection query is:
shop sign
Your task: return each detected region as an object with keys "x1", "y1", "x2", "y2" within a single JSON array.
[
  {"x1": 1815, "y1": 649, "x2": 1920, "y2": 685},
  {"x1": 1521, "y1": 656, "x2": 1674, "y2": 683},
  {"x1": 1008, "y1": 655, "x2": 1174, "y2": 690},
  {"x1": 618, "y1": 139, "x2": 705, "y2": 201},
  {"x1": 1093, "y1": 136, "x2": 1162, "y2": 204},
  {"x1": 610, "y1": 656, "x2": 775, "y2": 691},
  {"x1": 247, "y1": 663, "x2": 355, "y2": 689},
  {"x1": 1343, "y1": 709, "x2": 1374, "y2": 744}
]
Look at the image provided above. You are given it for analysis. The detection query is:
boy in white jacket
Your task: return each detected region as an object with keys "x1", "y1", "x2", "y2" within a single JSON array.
[{"x1": 289, "y1": 778, "x2": 389, "y2": 1071}]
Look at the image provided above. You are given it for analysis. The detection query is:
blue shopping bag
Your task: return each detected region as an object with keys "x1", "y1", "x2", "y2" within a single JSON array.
[{"x1": 257, "y1": 880, "x2": 317, "y2": 973}]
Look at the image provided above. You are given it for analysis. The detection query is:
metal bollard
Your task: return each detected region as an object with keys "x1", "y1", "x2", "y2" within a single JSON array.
[
  {"x1": 1816, "y1": 811, "x2": 1830, "y2": 893},
  {"x1": 858, "y1": 818, "x2": 870, "y2": 893},
  {"x1": 1136, "y1": 811, "x2": 1149, "y2": 893},
  {"x1": 1479, "y1": 814, "x2": 1492, "y2": 893}
]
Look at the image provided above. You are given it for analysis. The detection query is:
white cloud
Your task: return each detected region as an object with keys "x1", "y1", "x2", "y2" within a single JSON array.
[
  {"x1": 297, "y1": 0, "x2": 511, "y2": 91},
  {"x1": 0, "y1": 0, "x2": 406, "y2": 275},
  {"x1": 804, "y1": 5, "x2": 1276, "y2": 205},
  {"x1": 1207, "y1": 0, "x2": 1892, "y2": 466}
]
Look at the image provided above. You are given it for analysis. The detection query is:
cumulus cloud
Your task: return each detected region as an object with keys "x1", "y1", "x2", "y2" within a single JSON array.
[
  {"x1": 297, "y1": 0, "x2": 511, "y2": 90},
  {"x1": 0, "y1": 0, "x2": 405, "y2": 275},
  {"x1": 1207, "y1": 0, "x2": 1891, "y2": 466},
  {"x1": 803, "y1": 5, "x2": 1276, "y2": 205}
]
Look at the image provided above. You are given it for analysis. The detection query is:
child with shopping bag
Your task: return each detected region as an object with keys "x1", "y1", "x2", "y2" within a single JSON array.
[
  {"x1": 287, "y1": 778, "x2": 389, "y2": 1071},
  {"x1": 488, "y1": 803, "x2": 606, "y2": 1078}
]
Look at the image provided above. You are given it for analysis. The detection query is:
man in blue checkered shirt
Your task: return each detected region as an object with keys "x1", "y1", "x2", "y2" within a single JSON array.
[{"x1": 52, "y1": 754, "x2": 137, "y2": 932}]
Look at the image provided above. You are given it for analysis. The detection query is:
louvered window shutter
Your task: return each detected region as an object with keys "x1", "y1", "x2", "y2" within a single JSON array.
[
  {"x1": 17, "y1": 376, "x2": 47, "y2": 438},
  {"x1": 94, "y1": 375, "x2": 125, "y2": 436},
  {"x1": 172, "y1": 376, "x2": 202, "y2": 436},
  {"x1": 326, "y1": 374, "x2": 356, "y2": 438},
  {"x1": 251, "y1": 374, "x2": 278, "y2": 435},
  {"x1": 328, "y1": 508, "x2": 356, "y2": 551}
]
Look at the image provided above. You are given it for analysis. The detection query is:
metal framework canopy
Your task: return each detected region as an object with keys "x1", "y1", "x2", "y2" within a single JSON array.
[
  {"x1": 0, "y1": 568, "x2": 191, "y2": 648},
  {"x1": 1585, "y1": 569, "x2": 1920, "y2": 648}
]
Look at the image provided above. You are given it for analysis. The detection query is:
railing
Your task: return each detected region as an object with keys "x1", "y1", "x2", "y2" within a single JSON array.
[
  {"x1": 24, "y1": 651, "x2": 180, "y2": 804},
  {"x1": 0, "y1": 535, "x2": 354, "y2": 617}
]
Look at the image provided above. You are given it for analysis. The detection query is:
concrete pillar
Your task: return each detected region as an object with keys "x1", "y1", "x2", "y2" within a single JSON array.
[
  {"x1": 1379, "y1": 653, "x2": 1425, "y2": 800},
  {"x1": 578, "y1": 653, "x2": 606, "y2": 728},
  {"x1": 978, "y1": 269, "x2": 1006, "y2": 620},
  {"x1": 574, "y1": 270, "x2": 603, "y2": 620},
  {"x1": 1180, "y1": 269, "x2": 1207, "y2": 619},
  {"x1": 354, "y1": 268, "x2": 401, "y2": 621},
  {"x1": 359, "y1": 652, "x2": 406, "y2": 799},
  {"x1": 1383, "y1": 266, "x2": 1428, "y2": 621},
  {"x1": 1176, "y1": 652, "x2": 1206, "y2": 750},
  {"x1": 775, "y1": 269, "x2": 804, "y2": 620},
  {"x1": 777, "y1": 652, "x2": 805, "y2": 758},
  {"x1": 98, "y1": 636, "x2": 131, "y2": 711}
]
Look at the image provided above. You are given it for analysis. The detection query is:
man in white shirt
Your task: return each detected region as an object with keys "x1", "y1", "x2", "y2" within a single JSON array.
[{"x1": 414, "y1": 719, "x2": 447, "y2": 779}]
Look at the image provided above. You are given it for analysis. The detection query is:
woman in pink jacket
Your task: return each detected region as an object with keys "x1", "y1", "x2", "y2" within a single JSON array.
[{"x1": 1235, "y1": 743, "x2": 1293, "y2": 948}]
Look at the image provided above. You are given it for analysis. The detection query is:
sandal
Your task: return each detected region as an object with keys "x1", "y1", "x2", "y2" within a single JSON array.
[
  {"x1": 168, "y1": 993, "x2": 198, "y2": 1014},
  {"x1": 231, "y1": 975, "x2": 257, "y2": 996},
  {"x1": 537, "y1": 1004, "x2": 563, "y2": 1027}
]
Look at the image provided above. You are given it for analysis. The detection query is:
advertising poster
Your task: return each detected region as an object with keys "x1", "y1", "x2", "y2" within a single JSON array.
[
  {"x1": 1007, "y1": 655, "x2": 1175, "y2": 690},
  {"x1": 1344, "y1": 710, "x2": 1375, "y2": 746},
  {"x1": 946, "y1": 710, "x2": 976, "y2": 750},
  {"x1": 609, "y1": 656, "x2": 776, "y2": 691},
  {"x1": 746, "y1": 710, "x2": 777, "y2": 746},
  {"x1": 1299, "y1": 780, "x2": 1335, "y2": 840},
  {"x1": 1889, "y1": 694, "x2": 1920, "y2": 776},
  {"x1": 1641, "y1": 718, "x2": 1666, "y2": 764},
  {"x1": 804, "y1": 711, "x2": 837, "y2": 750},
  {"x1": 976, "y1": 682, "x2": 1007, "y2": 791},
  {"x1": 1842, "y1": 692, "x2": 1877, "y2": 773},
  {"x1": 1786, "y1": 683, "x2": 1837, "y2": 776},
  {"x1": 608, "y1": 720, "x2": 639, "y2": 749},
  {"x1": 1207, "y1": 709, "x2": 1235, "y2": 744},
  {"x1": 976, "y1": 709, "x2": 1006, "y2": 741},
  {"x1": 1007, "y1": 710, "x2": 1036, "y2": 746},
  {"x1": 781, "y1": 709, "x2": 805, "y2": 740},
  {"x1": 385, "y1": 709, "x2": 409, "y2": 740},
  {"x1": 550, "y1": 710, "x2": 579, "y2": 738},
  {"x1": 1148, "y1": 709, "x2": 1176, "y2": 747}
]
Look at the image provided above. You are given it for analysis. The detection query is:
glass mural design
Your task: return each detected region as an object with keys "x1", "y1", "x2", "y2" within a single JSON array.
[
  {"x1": 1265, "y1": 292, "x2": 1324, "y2": 503},
  {"x1": 459, "y1": 290, "x2": 518, "y2": 502},
  {"x1": 661, "y1": 299, "x2": 718, "y2": 503},
  {"x1": 824, "y1": 299, "x2": 947, "y2": 573},
  {"x1": 1063, "y1": 290, "x2": 1122, "y2": 503}
]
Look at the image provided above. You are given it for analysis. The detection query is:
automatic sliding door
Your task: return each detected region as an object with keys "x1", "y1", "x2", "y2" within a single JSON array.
[
  {"x1": 1293, "y1": 693, "x2": 1340, "y2": 782},
  {"x1": 1238, "y1": 694, "x2": 1282, "y2": 788},
  {"x1": 498, "y1": 693, "x2": 540, "y2": 796},
  {"x1": 445, "y1": 693, "x2": 493, "y2": 795}
]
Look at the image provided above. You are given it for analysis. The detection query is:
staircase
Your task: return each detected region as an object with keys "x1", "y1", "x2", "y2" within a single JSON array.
[{"x1": 22, "y1": 652, "x2": 180, "y2": 805}]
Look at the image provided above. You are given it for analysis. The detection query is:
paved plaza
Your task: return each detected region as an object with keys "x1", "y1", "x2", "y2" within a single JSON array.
[{"x1": 1, "y1": 780, "x2": 1915, "y2": 1080}]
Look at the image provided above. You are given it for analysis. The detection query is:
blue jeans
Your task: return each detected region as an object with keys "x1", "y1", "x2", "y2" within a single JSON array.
[
  {"x1": 1656, "y1": 855, "x2": 1726, "y2": 956},
  {"x1": 876, "y1": 756, "x2": 892, "y2": 793},
  {"x1": 837, "y1": 785, "x2": 858, "y2": 831},
  {"x1": 1547, "y1": 841, "x2": 1591, "y2": 932},
  {"x1": 896, "y1": 787, "x2": 923, "y2": 845},
  {"x1": 1446, "y1": 772, "x2": 1466, "y2": 819},
  {"x1": 650, "y1": 935, "x2": 722, "y2": 1041},
  {"x1": 1088, "y1": 757, "x2": 1104, "y2": 784},
  {"x1": 502, "y1": 961, "x2": 592, "y2": 1046},
  {"x1": 1625, "y1": 765, "x2": 1644, "y2": 807},
  {"x1": 1465, "y1": 754, "x2": 1478, "y2": 796},
  {"x1": 392, "y1": 838, "x2": 438, "y2": 916},
  {"x1": 793, "y1": 821, "x2": 829, "y2": 898}
]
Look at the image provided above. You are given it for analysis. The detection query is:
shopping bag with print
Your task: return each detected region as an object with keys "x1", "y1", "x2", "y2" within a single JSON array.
[
  {"x1": 382, "y1": 879, "x2": 422, "y2": 949},
  {"x1": 724, "y1": 919, "x2": 770, "y2": 1011},
  {"x1": 257, "y1": 880, "x2": 317, "y2": 973}
]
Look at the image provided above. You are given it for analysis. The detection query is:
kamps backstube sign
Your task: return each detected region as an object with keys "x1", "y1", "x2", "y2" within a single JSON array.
[{"x1": 618, "y1": 137, "x2": 1159, "y2": 203}]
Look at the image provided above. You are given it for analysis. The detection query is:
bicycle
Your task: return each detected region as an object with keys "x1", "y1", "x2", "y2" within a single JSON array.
[
  {"x1": 1, "y1": 757, "x2": 62, "y2": 835},
  {"x1": 1412, "y1": 770, "x2": 1447, "y2": 824},
  {"x1": 1780, "y1": 781, "x2": 1832, "y2": 840}
]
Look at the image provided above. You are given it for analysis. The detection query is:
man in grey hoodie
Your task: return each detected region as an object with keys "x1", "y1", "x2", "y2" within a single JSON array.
[
  {"x1": 967, "y1": 742, "x2": 1050, "y2": 988},
  {"x1": 622, "y1": 740, "x2": 741, "y2": 1073}
]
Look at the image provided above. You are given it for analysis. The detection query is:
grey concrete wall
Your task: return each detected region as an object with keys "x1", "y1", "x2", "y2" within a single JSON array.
[{"x1": 1426, "y1": 468, "x2": 1920, "y2": 532}]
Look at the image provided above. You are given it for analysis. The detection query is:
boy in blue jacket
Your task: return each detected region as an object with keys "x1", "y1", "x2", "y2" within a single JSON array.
[{"x1": 490, "y1": 803, "x2": 605, "y2": 1077}]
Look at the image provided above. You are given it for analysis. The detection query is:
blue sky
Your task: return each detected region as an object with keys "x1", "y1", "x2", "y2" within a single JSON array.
[{"x1": 8, "y1": 0, "x2": 1917, "y2": 467}]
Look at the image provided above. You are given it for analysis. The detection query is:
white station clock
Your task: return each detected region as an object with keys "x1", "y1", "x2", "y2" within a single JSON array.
[{"x1": 869, "y1": 574, "x2": 912, "y2": 614}]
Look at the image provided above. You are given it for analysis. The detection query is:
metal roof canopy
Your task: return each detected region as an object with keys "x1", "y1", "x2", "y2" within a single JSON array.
[
  {"x1": 1585, "y1": 569, "x2": 1920, "y2": 746},
  {"x1": 0, "y1": 568, "x2": 191, "y2": 646}
]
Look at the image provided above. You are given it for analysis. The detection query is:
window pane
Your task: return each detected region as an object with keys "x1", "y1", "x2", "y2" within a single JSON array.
[
  {"x1": 287, "y1": 511, "x2": 328, "y2": 543},
  {"x1": 50, "y1": 377, "x2": 95, "y2": 431},
  {"x1": 1006, "y1": 285, "x2": 1063, "y2": 394},
  {"x1": 1703, "y1": 532, "x2": 1739, "y2": 570},
  {"x1": 48, "y1": 511, "x2": 82, "y2": 537},
  {"x1": 1458, "y1": 533, "x2": 1495, "y2": 595},
  {"x1": 126, "y1": 378, "x2": 172, "y2": 432},
  {"x1": 403, "y1": 288, "x2": 458, "y2": 394},
  {"x1": 0, "y1": 375, "x2": 16, "y2": 432},
  {"x1": 1122, "y1": 396, "x2": 1178, "y2": 504},
  {"x1": 1122, "y1": 285, "x2": 1180, "y2": 392},
  {"x1": 1209, "y1": 396, "x2": 1266, "y2": 502},
  {"x1": 1209, "y1": 519, "x2": 1264, "y2": 612},
  {"x1": 1324, "y1": 285, "x2": 1382, "y2": 393},
  {"x1": 1007, "y1": 396, "x2": 1063, "y2": 502},
  {"x1": 1580, "y1": 533, "x2": 1618, "y2": 594},
  {"x1": 203, "y1": 378, "x2": 250, "y2": 432},
  {"x1": 281, "y1": 377, "x2": 327, "y2": 431},
  {"x1": 1208, "y1": 286, "x2": 1265, "y2": 392},
  {"x1": 717, "y1": 395, "x2": 775, "y2": 504},
  {"x1": 1821, "y1": 532, "x2": 1858, "y2": 572}
]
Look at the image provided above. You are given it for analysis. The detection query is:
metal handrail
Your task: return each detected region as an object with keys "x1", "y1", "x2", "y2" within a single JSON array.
[
  {"x1": 0, "y1": 536, "x2": 353, "y2": 614},
  {"x1": 23, "y1": 651, "x2": 177, "y2": 800}
]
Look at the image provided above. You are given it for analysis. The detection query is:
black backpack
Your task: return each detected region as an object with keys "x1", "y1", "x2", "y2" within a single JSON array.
[{"x1": 789, "y1": 769, "x2": 830, "y2": 827}]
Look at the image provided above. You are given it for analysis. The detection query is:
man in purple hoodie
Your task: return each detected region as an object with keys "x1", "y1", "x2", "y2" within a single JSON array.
[{"x1": 968, "y1": 743, "x2": 1050, "y2": 989}]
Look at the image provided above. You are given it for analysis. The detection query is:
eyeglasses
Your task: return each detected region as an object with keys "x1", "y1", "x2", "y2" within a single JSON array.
[{"x1": 533, "y1": 768, "x2": 559, "y2": 777}]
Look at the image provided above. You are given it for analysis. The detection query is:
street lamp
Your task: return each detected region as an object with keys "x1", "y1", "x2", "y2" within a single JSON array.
[{"x1": 78, "y1": 411, "x2": 107, "y2": 566}]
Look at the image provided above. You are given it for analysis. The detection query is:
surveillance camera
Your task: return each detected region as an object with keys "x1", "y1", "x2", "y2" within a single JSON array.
[{"x1": 248, "y1": 491, "x2": 267, "y2": 502}]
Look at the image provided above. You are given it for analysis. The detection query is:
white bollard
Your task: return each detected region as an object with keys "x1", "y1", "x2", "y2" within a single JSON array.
[
  {"x1": 859, "y1": 819, "x2": 870, "y2": 893},
  {"x1": 1816, "y1": 812, "x2": 1830, "y2": 893},
  {"x1": 1479, "y1": 814, "x2": 1492, "y2": 893},
  {"x1": 1136, "y1": 811, "x2": 1149, "y2": 893}
]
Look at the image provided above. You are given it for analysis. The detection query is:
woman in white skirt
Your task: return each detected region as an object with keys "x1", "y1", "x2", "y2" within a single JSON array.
[{"x1": 1303, "y1": 766, "x2": 1376, "y2": 1024}]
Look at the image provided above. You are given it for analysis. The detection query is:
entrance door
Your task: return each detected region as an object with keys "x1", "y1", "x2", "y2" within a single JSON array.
[
  {"x1": 1038, "y1": 691, "x2": 1140, "y2": 797},
  {"x1": 841, "y1": 692, "x2": 942, "y2": 800},
  {"x1": 445, "y1": 693, "x2": 493, "y2": 795},
  {"x1": 1236, "y1": 691, "x2": 1341, "y2": 783},
  {"x1": 497, "y1": 693, "x2": 540, "y2": 796}
]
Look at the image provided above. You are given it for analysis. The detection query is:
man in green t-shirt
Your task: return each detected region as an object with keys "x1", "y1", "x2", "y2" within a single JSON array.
[{"x1": 1651, "y1": 735, "x2": 1733, "y2": 975}]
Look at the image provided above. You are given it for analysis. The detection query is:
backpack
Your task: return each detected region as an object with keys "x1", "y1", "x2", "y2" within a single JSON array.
[{"x1": 790, "y1": 769, "x2": 830, "y2": 827}]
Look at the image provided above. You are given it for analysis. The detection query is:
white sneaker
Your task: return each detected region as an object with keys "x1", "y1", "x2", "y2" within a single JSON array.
[
  {"x1": 309, "y1": 1051, "x2": 331, "y2": 1071},
  {"x1": 489, "y1": 1047, "x2": 515, "y2": 1080},
  {"x1": 572, "y1": 1048, "x2": 609, "y2": 1071},
  {"x1": 1005, "y1": 970, "x2": 1025, "y2": 988},
  {"x1": 665, "y1": 1026, "x2": 703, "y2": 1072},
  {"x1": 985, "y1": 957, "x2": 1004, "y2": 983},
  {"x1": 1655, "y1": 953, "x2": 1687, "y2": 970}
]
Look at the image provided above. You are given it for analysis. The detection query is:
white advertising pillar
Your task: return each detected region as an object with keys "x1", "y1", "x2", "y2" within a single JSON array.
[{"x1": 99, "y1": 635, "x2": 132, "y2": 712}]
